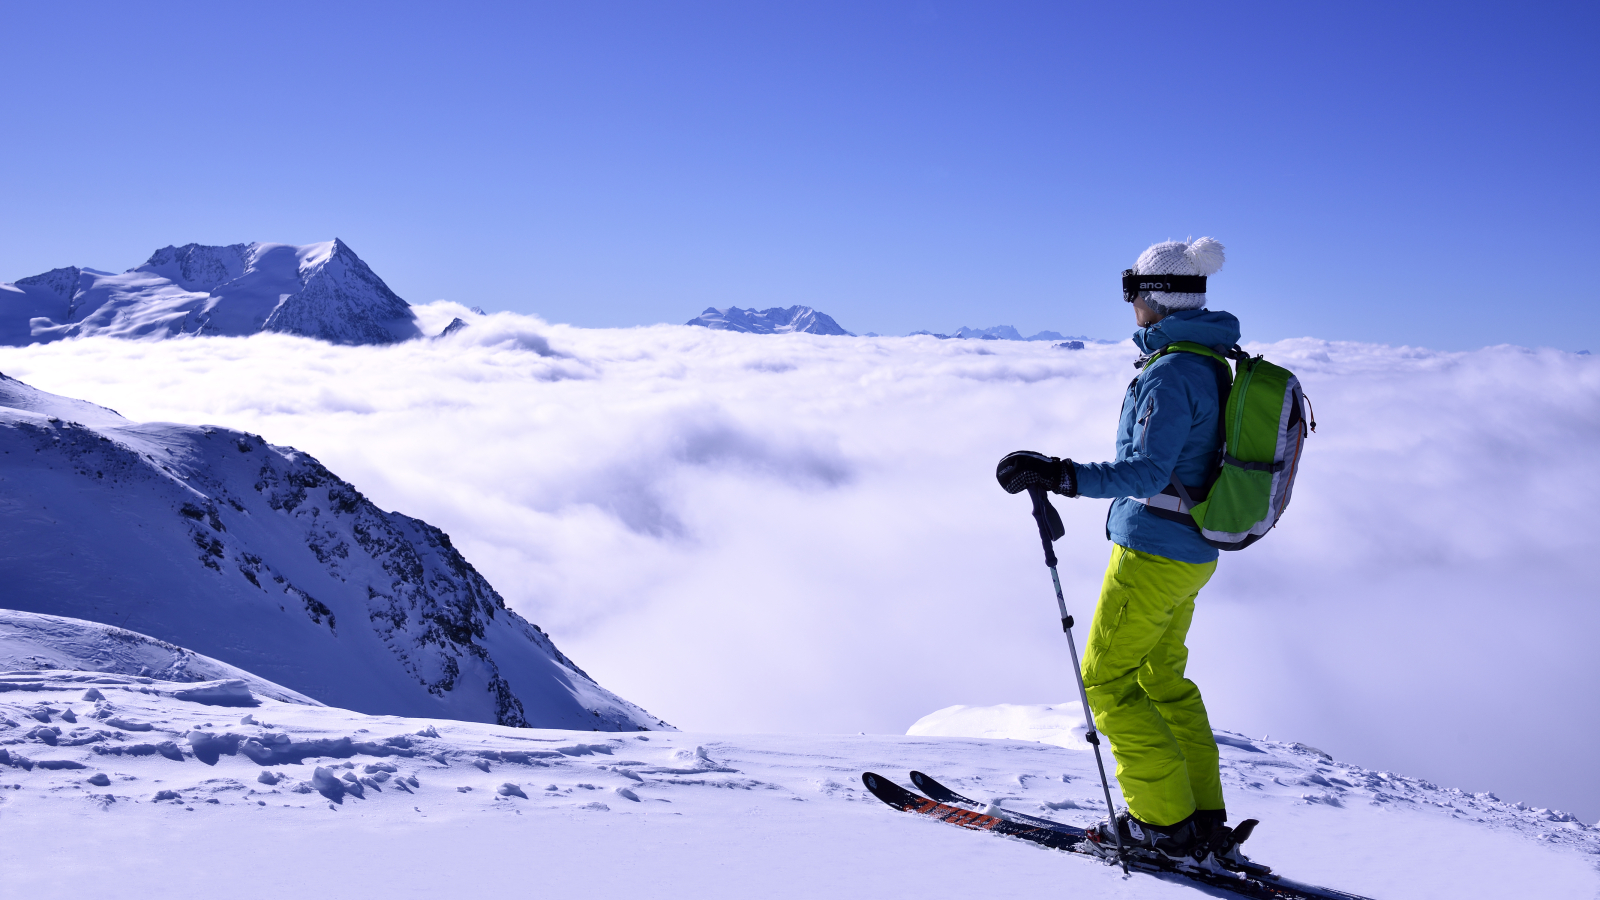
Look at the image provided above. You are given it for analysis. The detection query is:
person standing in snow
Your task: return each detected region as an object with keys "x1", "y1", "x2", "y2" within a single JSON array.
[{"x1": 995, "y1": 237, "x2": 1248, "y2": 866}]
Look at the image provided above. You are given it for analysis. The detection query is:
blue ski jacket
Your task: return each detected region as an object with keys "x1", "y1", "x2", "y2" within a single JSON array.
[{"x1": 1071, "y1": 308, "x2": 1242, "y2": 564}]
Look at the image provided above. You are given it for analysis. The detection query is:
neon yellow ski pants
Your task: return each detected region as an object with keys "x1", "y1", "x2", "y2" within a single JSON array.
[{"x1": 1081, "y1": 543, "x2": 1223, "y2": 827}]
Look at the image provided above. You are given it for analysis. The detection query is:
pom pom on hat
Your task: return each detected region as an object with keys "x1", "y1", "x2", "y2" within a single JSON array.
[
  {"x1": 1132, "y1": 236, "x2": 1225, "y2": 311},
  {"x1": 1184, "y1": 237, "x2": 1225, "y2": 276}
]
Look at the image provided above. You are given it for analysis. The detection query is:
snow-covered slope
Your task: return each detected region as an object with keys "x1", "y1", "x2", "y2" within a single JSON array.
[
  {"x1": 686, "y1": 305, "x2": 850, "y2": 335},
  {"x1": 0, "y1": 610, "x2": 319, "y2": 706},
  {"x1": 0, "y1": 671, "x2": 1593, "y2": 899},
  {"x1": 0, "y1": 373, "x2": 666, "y2": 731},
  {"x1": 0, "y1": 240, "x2": 421, "y2": 346}
]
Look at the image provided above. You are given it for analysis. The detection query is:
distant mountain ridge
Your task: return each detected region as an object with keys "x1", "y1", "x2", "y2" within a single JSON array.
[
  {"x1": 910, "y1": 325, "x2": 1099, "y2": 342},
  {"x1": 680, "y1": 308, "x2": 1106, "y2": 343},
  {"x1": 0, "y1": 372, "x2": 668, "y2": 731},
  {"x1": 0, "y1": 239, "x2": 421, "y2": 347},
  {"x1": 686, "y1": 306, "x2": 850, "y2": 336}
]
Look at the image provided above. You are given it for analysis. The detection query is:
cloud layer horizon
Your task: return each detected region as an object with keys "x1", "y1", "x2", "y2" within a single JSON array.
[{"x1": 2, "y1": 301, "x2": 1595, "y2": 822}]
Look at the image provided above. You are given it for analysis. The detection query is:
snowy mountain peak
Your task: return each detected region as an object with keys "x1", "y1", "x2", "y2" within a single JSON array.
[
  {"x1": 954, "y1": 324, "x2": 1025, "y2": 341},
  {"x1": 686, "y1": 305, "x2": 851, "y2": 336},
  {"x1": 137, "y1": 243, "x2": 251, "y2": 293},
  {"x1": 13, "y1": 266, "x2": 83, "y2": 300},
  {"x1": 0, "y1": 374, "x2": 668, "y2": 731},
  {"x1": 0, "y1": 239, "x2": 421, "y2": 347},
  {"x1": 909, "y1": 325, "x2": 1098, "y2": 342},
  {"x1": 258, "y1": 238, "x2": 415, "y2": 344},
  {"x1": 951, "y1": 325, "x2": 1079, "y2": 341}
]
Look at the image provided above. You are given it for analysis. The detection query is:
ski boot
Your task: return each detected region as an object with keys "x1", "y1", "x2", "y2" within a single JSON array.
[
  {"x1": 1083, "y1": 811, "x2": 1202, "y2": 867},
  {"x1": 1192, "y1": 810, "x2": 1270, "y2": 876}
]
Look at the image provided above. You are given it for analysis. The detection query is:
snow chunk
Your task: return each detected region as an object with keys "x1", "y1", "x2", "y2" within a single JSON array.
[
  {"x1": 104, "y1": 717, "x2": 154, "y2": 732},
  {"x1": 907, "y1": 702, "x2": 1090, "y2": 749},
  {"x1": 166, "y1": 680, "x2": 258, "y2": 707},
  {"x1": 188, "y1": 730, "x2": 244, "y2": 765},
  {"x1": 310, "y1": 767, "x2": 349, "y2": 803}
]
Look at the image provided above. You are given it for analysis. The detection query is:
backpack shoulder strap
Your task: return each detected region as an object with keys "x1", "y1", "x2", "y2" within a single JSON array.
[
  {"x1": 1144, "y1": 340, "x2": 1234, "y2": 374},
  {"x1": 1139, "y1": 341, "x2": 1237, "y2": 500},
  {"x1": 1139, "y1": 341, "x2": 1235, "y2": 418}
]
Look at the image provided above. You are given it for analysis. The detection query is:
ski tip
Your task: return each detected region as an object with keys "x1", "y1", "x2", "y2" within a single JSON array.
[
  {"x1": 862, "y1": 772, "x2": 896, "y2": 795},
  {"x1": 861, "y1": 772, "x2": 917, "y2": 808},
  {"x1": 909, "y1": 771, "x2": 977, "y2": 809},
  {"x1": 908, "y1": 770, "x2": 952, "y2": 801}
]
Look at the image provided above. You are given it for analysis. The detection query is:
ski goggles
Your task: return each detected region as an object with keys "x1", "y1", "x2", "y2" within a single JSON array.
[{"x1": 1122, "y1": 269, "x2": 1207, "y2": 303}]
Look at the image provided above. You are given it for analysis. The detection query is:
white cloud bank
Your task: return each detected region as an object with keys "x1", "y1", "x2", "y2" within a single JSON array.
[{"x1": 1, "y1": 301, "x2": 1596, "y2": 821}]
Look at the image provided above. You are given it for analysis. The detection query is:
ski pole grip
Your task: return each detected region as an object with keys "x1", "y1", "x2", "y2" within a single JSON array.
[{"x1": 1027, "y1": 487, "x2": 1060, "y2": 568}]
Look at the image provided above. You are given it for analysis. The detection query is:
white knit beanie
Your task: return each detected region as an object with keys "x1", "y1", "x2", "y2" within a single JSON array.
[{"x1": 1133, "y1": 237, "x2": 1225, "y2": 313}]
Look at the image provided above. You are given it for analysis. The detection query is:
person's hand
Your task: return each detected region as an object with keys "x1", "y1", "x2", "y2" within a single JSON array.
[{"x1": 995, "y1": 451, "x2": 1076, "y2": 496}]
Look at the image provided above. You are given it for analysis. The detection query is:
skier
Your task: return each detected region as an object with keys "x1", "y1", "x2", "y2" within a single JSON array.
[{"x1": 995, "y1": 237, "x2": 1249, "y2": 868}]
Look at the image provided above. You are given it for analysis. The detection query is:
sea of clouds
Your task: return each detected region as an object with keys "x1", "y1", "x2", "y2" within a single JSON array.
[{"x1": 1, "y1": 302, "x2": 1595, "y2": 822}]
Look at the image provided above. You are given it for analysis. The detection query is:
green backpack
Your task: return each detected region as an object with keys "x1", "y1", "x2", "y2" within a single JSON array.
[{"x1": 1136, "y1": 341, "x2": 1314, "y2": 551}]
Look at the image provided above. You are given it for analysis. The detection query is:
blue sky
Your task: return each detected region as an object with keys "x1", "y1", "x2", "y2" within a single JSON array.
[{"x1": 3, "y1": 1, "x2": 1596, "y2": 350}]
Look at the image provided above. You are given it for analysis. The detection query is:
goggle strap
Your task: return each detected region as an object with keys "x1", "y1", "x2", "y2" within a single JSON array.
[{"x1": 1121, "y1": 269, "x2": 1207, "y2": 294}]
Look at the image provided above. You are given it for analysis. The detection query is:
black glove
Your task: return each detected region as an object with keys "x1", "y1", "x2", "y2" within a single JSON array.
[{"x1": 996, "y1": 451, "x2": 1077, "y2": 496}]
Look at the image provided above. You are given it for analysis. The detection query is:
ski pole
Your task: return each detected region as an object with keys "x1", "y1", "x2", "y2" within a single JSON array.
[{"x1": 1027, "y1": 487, "x2": 1128, "y2": 874}]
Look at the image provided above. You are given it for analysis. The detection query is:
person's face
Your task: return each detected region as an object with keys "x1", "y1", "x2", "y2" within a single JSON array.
[{"x1": 1132, "y1": 294, "x2": 1164, "y2": 327}]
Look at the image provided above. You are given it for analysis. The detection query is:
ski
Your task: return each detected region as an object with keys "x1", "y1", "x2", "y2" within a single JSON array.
[
  {"x1": 908, "y1": 770, "x2": 1084, "y2": 832},
  {"x1": 914, "y1": 769, "x2": 1268, "y2": 880},
  {"x1": 861, "y1": 771, "x2": 1084, "y2": 851},
  {"x1": 913, "y1": 769, "x2": 1268, "y2": 879},
  {"x1": 862, "y1": 772, "x2": 1377, "y2": 900}
]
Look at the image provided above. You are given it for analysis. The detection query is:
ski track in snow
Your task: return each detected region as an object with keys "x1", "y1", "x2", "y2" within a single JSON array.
[{"x1": 1, "y1": 669, "x2": 1595, "y2": 899}]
